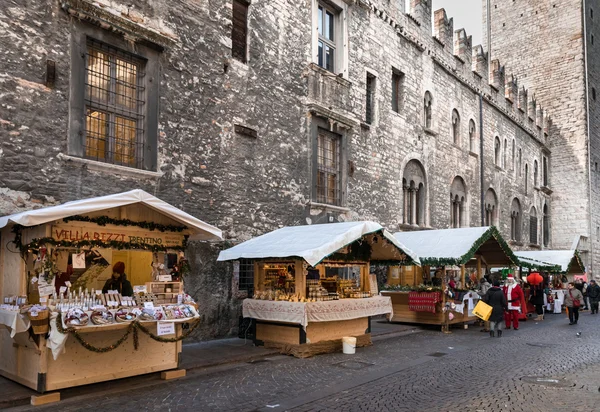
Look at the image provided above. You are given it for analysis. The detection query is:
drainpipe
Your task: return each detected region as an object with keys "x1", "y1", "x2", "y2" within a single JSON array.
[
  {"x1": 583, "y1": 0, "x2": 594, "y2": 277},
  {"x1": 480, "y1": 94, "x2": 485, "y2": 226}
]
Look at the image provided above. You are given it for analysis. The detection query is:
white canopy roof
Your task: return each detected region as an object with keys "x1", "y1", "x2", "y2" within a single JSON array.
[
  {"x1": 0, "y1": 189, "x2": 222, "y2": 241},
  {"x1": 514, "y1": 250, "x2": 584, "y2": 273},
  {"x1": 394, "y1": 226, "x2": 516, "y2": 266},
  {"x1": 217, "y1": 221, "x2": 420, "y2": 267}
]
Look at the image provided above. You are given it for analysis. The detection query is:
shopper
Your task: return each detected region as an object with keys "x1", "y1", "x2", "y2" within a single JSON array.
[
  {"x1": 502, "y1": 275, "x2": 525, "y2": 330},
  {"x1": 478, "y1": 277, "x2": 492, "y2": 332},
  {"x1": 582, "y1": 281, "x2": 590, "y2": 310},
  {"x1": 565, "y1": 282, "x2": 584, "y2": 325},
  {"x1": 529, "y1": 282, "x2": 545, "y2": 321},
  {"x1": 483, "y1": 279, "x2": 508, "y2": 337},
  {"x1": 102, "y1": 261, "x2": 133, "y2": 297},
  {"x1": 587, "y1": 280, "x2": 600, "y2": 314}
]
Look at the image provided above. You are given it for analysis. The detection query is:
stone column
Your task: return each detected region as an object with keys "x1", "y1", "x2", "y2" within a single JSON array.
[{"x1": 411, "y1": 189, "x2": 417, "y2": 225}]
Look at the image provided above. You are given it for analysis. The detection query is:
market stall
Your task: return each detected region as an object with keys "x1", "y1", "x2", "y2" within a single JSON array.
[
  {"x1": 383, "y1": 226, "x2": 519, "y2": 330},
  {"x1": 0, "y1": 189, "x2": 222, "y2": 397},
  {"x1": 515, "y1": 250, "x2": 586, "y2": 313},
  {"x1": 217, "y1": 221, "x2": 419, "y2": 357}
]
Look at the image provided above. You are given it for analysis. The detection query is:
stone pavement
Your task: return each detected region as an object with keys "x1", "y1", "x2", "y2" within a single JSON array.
[{"x1": 0, "y1": 316, "x2": 416, "y2": 409}]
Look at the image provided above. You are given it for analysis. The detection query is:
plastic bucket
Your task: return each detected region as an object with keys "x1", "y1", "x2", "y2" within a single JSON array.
[{"x1": 342, "y1": 336, "x2": 357, "y2": 354}]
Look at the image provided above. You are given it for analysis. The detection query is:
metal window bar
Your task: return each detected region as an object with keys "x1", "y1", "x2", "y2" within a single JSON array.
[
  {"x1": 239, "y1": 259, "x2": 255, "y2": 294},
  {"x1": 530, "y1": 216, "x2": 538, "y2": 244},
  {"x1": 84, "y1": 39, "x2": 146, "y2": 169},
  {"x1": 316, "y1": 130, "x2": 340, "y2": 205}
]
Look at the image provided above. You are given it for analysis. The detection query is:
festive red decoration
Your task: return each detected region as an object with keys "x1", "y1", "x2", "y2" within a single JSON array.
[{"x1": 527, "y1": 272, "x2": 543, "y2": 285}]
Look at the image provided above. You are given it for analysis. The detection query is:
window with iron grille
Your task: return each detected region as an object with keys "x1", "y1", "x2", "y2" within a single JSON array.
[
  {"x1": 366, "y1": 73, "x2": 376, "y2": 124},
  {"x1": 238, "y1": 259, "x2": 255, "y2": 294},
  {"x1": 530, "y1": 214, "x2": 538, "y2": 244},
  {"x1": 232, "y1": 0, "x2": 249, "y2": 63},
  {"x1": 84, "y1": 39, "x2": 146, "y2": 168},
  {"x1": 316, "y1": 128, "x2": 341, "y2": 205}
]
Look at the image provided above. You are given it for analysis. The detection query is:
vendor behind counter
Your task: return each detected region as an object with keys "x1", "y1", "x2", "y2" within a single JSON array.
[{"x1": 102, "y1": 261, "x2": 133, "y2": 296}]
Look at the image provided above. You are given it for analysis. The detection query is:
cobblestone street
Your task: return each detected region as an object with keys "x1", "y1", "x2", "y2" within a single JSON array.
[{"x1": 6, "y1": 312, "x2": 600, "y2": 412}]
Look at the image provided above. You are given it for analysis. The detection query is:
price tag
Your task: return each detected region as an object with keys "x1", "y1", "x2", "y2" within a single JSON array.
[
  {"x1": 157, "y1": 322, "x2": 175, "y2": 336},
  {"x1": 133, "y1": 285, "x2": 147, "y2": 294},
  {"x1": 40, "y1": 297, "x2": 48, "y2": 303},
  {"x1": 38, "y1": 285, "x2": 55, "y2": 297},
  {"x1": 144, "y1": 302, "x2": 155, "y2": 310},
  {"x1": 158, "y1": 275, "x2": 172, "y2": 282}
]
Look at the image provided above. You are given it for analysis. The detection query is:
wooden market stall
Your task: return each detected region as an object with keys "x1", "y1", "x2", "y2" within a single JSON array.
[
  {"x1": 0, "y1": 190, "x2": 222, "y2": 397},
  {"x1": 382, "y1": 226, "x2": 519, "y2": 330},
  {"x1": 217, "y1": 221, "x2": 420, "y2": 357}
]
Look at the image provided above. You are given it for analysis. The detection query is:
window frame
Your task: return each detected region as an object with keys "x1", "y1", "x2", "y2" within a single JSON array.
[
  {"x1": 423, "y1": 91, "x2": 433, "y2": 129},
  {"x1": 69, "y1": 21, "x2": 159, "y2": 172},
  {"x1": 232, "y1": 0, "x2": 250, "y2": 63},
  {"x1": 451, "y1": 109, "x2": 460, "y2": 145},
  {"x1": 365, "y1": 72, "x2": 376, "y2": 124},
  {"x1": 311, "y1": 117, "x2": 347, "y2": 207},
  {"x1": 313, "y1": 0, "x2": 348, "y2": 77},
  {"x1": 391, "y1": 68, "x2": 404, "y2": 113}
]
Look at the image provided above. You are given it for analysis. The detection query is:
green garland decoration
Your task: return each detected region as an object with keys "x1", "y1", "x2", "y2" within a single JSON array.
[
  {"x1": 63, "y1": 215, "x2": 187, "y2": 233},
  {"x1": 15, "y1": 234, "x2": 189, "y2": 255},
  {"x1": 55, "y1": 312, "x2": 202, "y2": 353}
]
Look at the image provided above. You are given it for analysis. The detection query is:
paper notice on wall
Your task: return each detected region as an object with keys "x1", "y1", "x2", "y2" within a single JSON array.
[
  {"x1": 157, "y1": 322, "x2": 175, "y2": 336},
  {"x1": 72, "y1": 252, "x2": 86, "y2": 269},
  {"x1": 38, "y1": 285, "x2": 55, "y2": 297},
  {"x1": 390, "y1": 267, "x2": 400, "y2": 279}
]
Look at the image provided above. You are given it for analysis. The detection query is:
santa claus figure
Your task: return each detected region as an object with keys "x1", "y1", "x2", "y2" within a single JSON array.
[{"x1": 502, "y1": 274, "x2": 526, "y2": 330}]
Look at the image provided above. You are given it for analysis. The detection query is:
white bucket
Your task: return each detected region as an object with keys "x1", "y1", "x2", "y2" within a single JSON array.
[{"x1": 342, "y1": 336, "x2": 357, "y2": 354}]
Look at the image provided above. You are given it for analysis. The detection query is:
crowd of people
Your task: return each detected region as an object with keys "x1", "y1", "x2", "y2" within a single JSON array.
[{"x1": 476, "y1": 273, "x2": 600, "y2": 336}]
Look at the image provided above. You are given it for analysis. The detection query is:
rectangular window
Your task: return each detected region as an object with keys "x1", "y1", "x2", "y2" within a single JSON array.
[
  {"x1": 543, "y1": 156, "x2": 549, "y2": 186},
  {"x1": 392, "y1": 70, "x2": 404, "y2": 113},
  {"x1": 238, "y1": 259, "x2": 255, "y2": 295},
  {"x1": 232, "y1": 0, "x2": 249, "y2": 63},
  {"x1": 316, "y1": 129, "x2": 341, "y2": 205},
  {"x1": 318, "y1": 3, "x2": 336, "y2": 72},
  {"x1": 366, "y1": 73, "x2": 376, "y2": 124},
  {"x1": 530, "y1": 216, "x2": 538, "y2": 244},
  {"x1": 84, "y1": 39, "x2": 145, "y2": 168}
]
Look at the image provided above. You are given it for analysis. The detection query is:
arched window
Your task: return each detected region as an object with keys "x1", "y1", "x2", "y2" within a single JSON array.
[
  {"x1": 452, "y1": 109, "x2": 460, "y2": 144},
  {"x1": 543, "y1": 203, "x2": 550, "y2": 247},
  {"x1": 518, "y1": 148, "x2": 522, "y2": 176},
  {"x1": 534, "y1": 160, "x2": 539, "y2": 187},
  {"x1": 424, "y1": 91, "x2": 433, "y2": 129},
  {"x1": 402, "y1": 159, "x2": 427, "y2": 227},
  {"x1": 511, "y1": 140, "x2": 515, "y2": 170},
  {"x1": 450, "y1": 176, "x2": 467, "y2": 228},
  {"x1": 469, "y1": 119, "x2": 476, "y2": 152},
  {"x1": 484, "y1": 188, "x2": 498, "y2": 226},
  {"x1": 503, "y1": 139, "x2": 507, "y2": 168},
  {"x1": 525, "y1": 163, "x2": 529, "y2": 194},
  {"x1": 511, "y1": 198, "x2": 522, "y2": 241},
  {"x1": 494, "y1": 137, "x2": 501, "y2": 166},
  {"x1": 529, "y1": 207, "x2": 538, "y2": 244}
]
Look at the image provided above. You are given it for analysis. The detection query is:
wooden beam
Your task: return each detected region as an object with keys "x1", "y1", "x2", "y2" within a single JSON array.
[
  {"x1": 31, "y1": 393, "x2": 60, "y2": 406},
  {"x1": 295, "y1": 260, "x2": 306, "y2": 298}
]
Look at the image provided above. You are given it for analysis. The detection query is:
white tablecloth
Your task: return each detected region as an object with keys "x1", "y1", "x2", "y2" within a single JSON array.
[
  {"x1": 0, "y1": 309, "x2": 30, "y2": 338},
  {"x1": 242, "y1": 296, "x2": 393, "y2": 328},
  {"x1": 544, "y1": 289, "x2": 565, "y2": 313}
]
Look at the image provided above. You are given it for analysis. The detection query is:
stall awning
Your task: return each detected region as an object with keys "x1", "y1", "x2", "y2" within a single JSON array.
[
  {"x1": 393, "y1": 226, "x2": 518, "y2": 267},
  {"x1": 0, "y1": 189, "x2": 222, "y2": 241},
  {"x1": 217, "y1": 221, "x2": 420, "y2": 267},
  {"x1": 514, "y1": 250, "x2": 585, "y2": 274}
]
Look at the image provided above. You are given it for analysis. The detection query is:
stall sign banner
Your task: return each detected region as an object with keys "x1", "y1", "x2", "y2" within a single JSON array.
[
  {"x1": 158, "y1": 275, "x2": 172, "y2": 282},
  {"x1": 157, "y1": 321, "x2": 175, "y2": 336},
  {"x1": 72, "y1": 252, "x2": 86, "y2": 269},
  {"x1": 52, "y1": 225, "x2": 185, "y2": 248},
  {"x1": 38, "y1": 285, "x2": 55, "y2": 297}
]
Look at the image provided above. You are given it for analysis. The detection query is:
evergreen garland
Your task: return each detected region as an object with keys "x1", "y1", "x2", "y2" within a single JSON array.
[{"x1": 63, "y1": 215, "x2": 187, "y2": 232}]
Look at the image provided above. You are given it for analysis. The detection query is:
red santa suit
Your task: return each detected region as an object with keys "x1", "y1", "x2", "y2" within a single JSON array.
[{"x1": 502, "y1": 275, "x2": 526, "y2": 329}]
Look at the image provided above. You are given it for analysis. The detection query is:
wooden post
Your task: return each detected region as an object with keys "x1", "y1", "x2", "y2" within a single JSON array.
[
  {"x1": 295, "y1": 260, "x2": 306, "y2": 299},
  {"x1": 360, "y1": 263, "x2": 369, "y2": 292},
  {"x1": 477, "y1": 256, "x2": 482, "y2": 280},
  {"x1": 460, "y1": 265, "x2": 466, "y2": 289},
  {"x1": 442, "y1": 266, "x2": 451, "y2": 333},
  {"x1": 253, "y1": 262, "x2": 262, "y2": 293}
]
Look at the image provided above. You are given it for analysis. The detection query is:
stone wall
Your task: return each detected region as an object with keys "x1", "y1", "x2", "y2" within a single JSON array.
[
  {"x1": 483, "y1": 0, "x2": 593, "y2": 270},
  {"x1": 0, "y1": 0, "x2": 553, "y2": 338}
]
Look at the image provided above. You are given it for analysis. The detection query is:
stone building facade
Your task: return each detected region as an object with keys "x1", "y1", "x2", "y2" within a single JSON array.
[
  {"x1": 483, "y1": 0, "x2": 598, "y2": 274},
  {"x1": 0, "y1": 0, "x2": 558, "y2": 339}
]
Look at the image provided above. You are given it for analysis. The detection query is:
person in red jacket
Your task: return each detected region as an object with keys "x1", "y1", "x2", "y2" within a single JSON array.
[{"x1": 502, "y1": 274, "x2": 526, "y2": 330}]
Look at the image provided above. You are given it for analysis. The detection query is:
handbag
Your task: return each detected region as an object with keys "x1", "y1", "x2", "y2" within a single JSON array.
[{"x1": 569, "y1": 290, "x2": 581, "y2": 308}]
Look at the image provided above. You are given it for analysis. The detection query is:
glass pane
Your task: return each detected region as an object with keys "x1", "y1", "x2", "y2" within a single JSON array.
[
  {"x1": 115, "y1": 116, "x2": 137, "y2": 166},
  {"x1": 317, "y1": 171, "x2": 326, "y2": 201},
  {"x1": 85, "y1": 109, "x2": 107, "y2": 160},
  {"x1": 325, "y1": 45, "x2": 334, "y2": 72},
  {"x1": 115, "y1": 58, "x2": 138, "y2": 109},
  {"x1": 318, "y1": 6, "x2": 323, "y2": 36},
  {"x1": 318, "y1": 41, "x2": 324, "y2": 68},
  {"x1": 87, "y1": 48, "x2": 110, "y2": 102},
  {"x1": 327, "y1": 173, "x2": 337, "y2": 204},
  {"x1": 326, "y1": 11, "x2": 334, "y2": 41}
]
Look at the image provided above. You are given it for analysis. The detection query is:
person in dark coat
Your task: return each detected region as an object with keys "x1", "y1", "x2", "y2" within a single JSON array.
[
  {"x1": 587, "y1": 280, "x2": 600, "y2": 314},
  {"x1": 102, "y1": 261, "x2": 133, "y2": 297},
  {"x1": 482, "y1": 279, "x2": 508, "y2": 337},
  {"x1": 529, "y1": 283, "x2": 546, "y2": 321}
]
